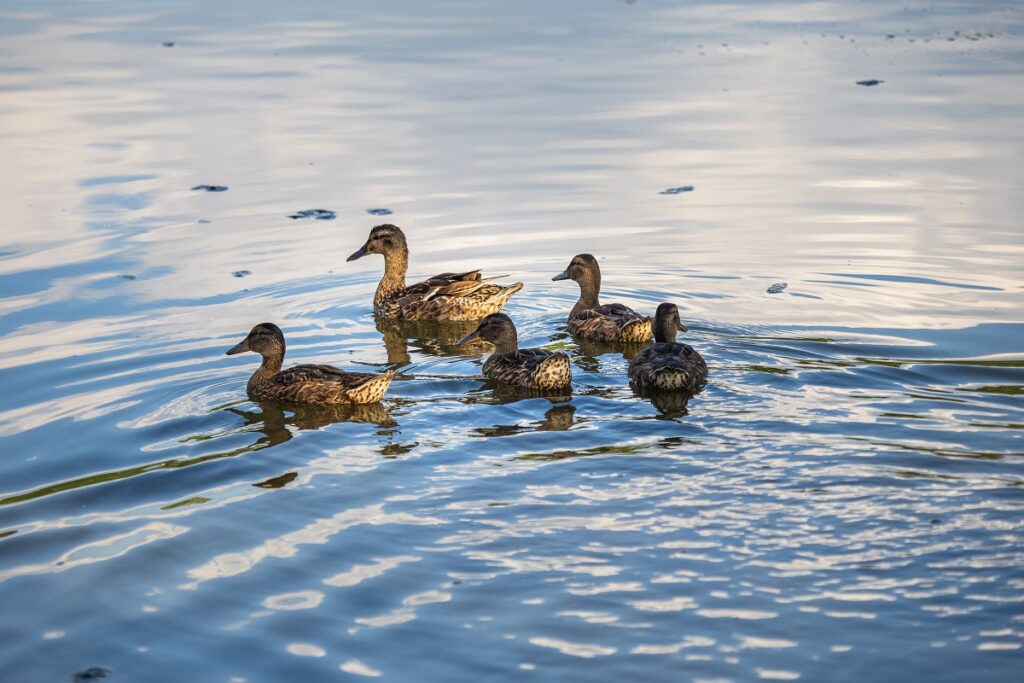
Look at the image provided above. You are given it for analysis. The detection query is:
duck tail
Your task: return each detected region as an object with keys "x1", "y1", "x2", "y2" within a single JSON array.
[
  {"x1": 619, "y1": 317, "x2": 653, "y2": 343},
  {"x1": 534, "y1": 353, "x2": 572, "y2": 390},
  {"x1": 346, "y1": 370, "x2": 394, "y2": 404}
]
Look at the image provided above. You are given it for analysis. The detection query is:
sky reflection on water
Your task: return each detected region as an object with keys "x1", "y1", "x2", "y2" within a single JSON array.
[{"x1": 0, "y1": 1, "x2": 1022, "y2": 681}]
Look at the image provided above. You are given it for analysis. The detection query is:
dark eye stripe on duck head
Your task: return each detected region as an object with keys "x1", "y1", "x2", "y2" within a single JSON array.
[
  {"x1": 553, "y1": 253, "x2": 600, "y2": 283},
  {"x1": 226, "y1": 322, "x2": 285, "y2": 356},
  {"x1": 457, "y1": 313, "x2": 518, "y2": 353},
  {"x1": 348, "y1": 224, "x2": 407, "y2": 261}
]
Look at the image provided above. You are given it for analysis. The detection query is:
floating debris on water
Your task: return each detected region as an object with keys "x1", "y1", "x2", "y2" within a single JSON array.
[
  {"x1": 366, "y1": 208, "x2": 392, "y2": 216},
  {"x1": 197, "y1": 218, "x2": 211, "y2": 224},
  {"x1": 72, "y1": 668, "x2": 111, "y2": 682},
  {"x1": 119, "y1": 274, "x2": 137, "y2": 281},
  {"x1": 767, "y1": 282, "x2": 788, "y2": 294},
  {"x1": 232, "y1": 270, "x2": 252, "y2": 278},
  {"x1": 856, "y1": 79, "x2": 884, "y2": 87},
  {"x1": 192, "y1": 184, "x2": 228, "y2": 192},
  {"x1": 660, "y1": 186, "x2": 695, "y2": 195},
  {"x1": 288, "y1": 209, "x2": 336, "y2": 220},
  {"x1": 162, "y1": 41, "x2": 175, "y2": 47}
]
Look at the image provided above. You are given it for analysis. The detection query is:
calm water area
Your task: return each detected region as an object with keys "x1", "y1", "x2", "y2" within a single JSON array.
[{"x1": 0, "y1": 1, "x2": 1022, "y2": 681}]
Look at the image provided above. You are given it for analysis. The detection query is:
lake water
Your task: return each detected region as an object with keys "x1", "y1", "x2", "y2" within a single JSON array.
[{"x1": 1, "y1": 1, "x2": 1022, "y2": 681}]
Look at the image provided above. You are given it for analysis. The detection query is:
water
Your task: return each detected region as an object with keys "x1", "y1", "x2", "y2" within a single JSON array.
[{"x1": 1, "y1": 1, "x2": 1022, "y2": 680}]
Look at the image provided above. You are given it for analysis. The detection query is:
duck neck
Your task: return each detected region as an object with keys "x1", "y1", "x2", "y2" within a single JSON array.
[
  {"x1": 653, "y1": 317, "x2": 678, "y2": 344},
  {"x1": 375, "y1": 247, "x2": 409, "y2": 307},
  {"x1": 569, "y1": 272, "x2": 601, "y2": 318},
  {"x1": 248, "y1": 349, "x2": 284, "y2": 390},
  {"x1": 492, "y1": 329, "x2": 518, "y2": 355}
]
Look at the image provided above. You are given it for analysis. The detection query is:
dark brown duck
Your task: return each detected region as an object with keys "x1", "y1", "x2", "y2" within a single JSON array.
[
  {"x1": 457, "y1": 313, "x2": 571, "y2": 390},
  {"x1": 347, "y1": 224, "x2": 523, "y2": 321},
  {"x1": 628, "y1": 303, "x2": 707, "y2": 394},
  {"x1": 226, "y1": 323, "x2": 393, "y2": 404},
  {"x1": 553, "y1": 253, "x2": 652, "y2": 343}
]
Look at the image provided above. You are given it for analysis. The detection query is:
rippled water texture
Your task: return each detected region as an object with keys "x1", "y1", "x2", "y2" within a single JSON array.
[{"x1": 1, "y1": 1, "x2": 1022, "y2": 681}]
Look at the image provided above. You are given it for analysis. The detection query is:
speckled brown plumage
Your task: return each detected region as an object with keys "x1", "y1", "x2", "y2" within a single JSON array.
[
  {"x1": 628, "y1": 303, "x2": 707, "y2": 395},
  {"x1": 226, "y1": 323, "x2": 393, "y2": 404},
  {"x1": 348, "y1": 224, "x2": 523, "y2": 321},
  {"x1": 458, "y1": 314, "x2": 572, "y2": 391},
  {"x1": 553, "y1": 253, "x2": 652, "y2": 343}
]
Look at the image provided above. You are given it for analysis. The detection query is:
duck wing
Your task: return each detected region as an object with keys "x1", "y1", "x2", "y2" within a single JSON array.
[
  {"x1": 257, "y1": 365, "x2": 392, "y2": 403},
  {"x1": 484, "y1": 349, "x2": 570, "y2": 389},
  {"x1": 569, "y1": 304, "x2": 651, "y2": 342},
  {"x1": 393, "y1": 270, "x2": 523, "y2": 321}
]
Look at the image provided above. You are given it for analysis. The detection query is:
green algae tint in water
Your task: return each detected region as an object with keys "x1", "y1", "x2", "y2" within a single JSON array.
[{"x1": 0, "y1": 1, "x2": 1022, "y2": 681}]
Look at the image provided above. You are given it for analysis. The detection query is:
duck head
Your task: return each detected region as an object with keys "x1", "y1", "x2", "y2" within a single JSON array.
[
  {"x1": 347, "y1": 224, "x2": 409, "y2": 262},
  {"x1": 552, "y1": 253, "x2": 601, "y2": 287},
  {"x1": 226, "y1": 322, "x2": 286, "y2": 360},
  {"x1": 652, "y1": 303, "x2": 688, "y2": 343},
  {"x1": 457, "y1": 313, "x2": 519, "y2": 354}
]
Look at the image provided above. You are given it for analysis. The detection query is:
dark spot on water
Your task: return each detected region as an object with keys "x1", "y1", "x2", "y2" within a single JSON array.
[
  {"x1": 162, "y1": 41, "x2": 175, "y2": 47},
  {"x1": 767, "y1": 282, "x2": 788, "y2": 294},
  {"x1": 192, "y1": 185, "x2": 228, "y2": 192},
  {"x1": 72, "y1": 667, "x2": 110, "y2": 681},
  {"x1": 288, "y1": 209, "x2": 336, "y2": 220},
  {"x1": 119, "y1": 274, "x2": 136, "y2": 281},
  {"x1": 232, "y1": 270, "x2": 251, "y2": 278},
  {"x1": 856, "y1": 79, "x2": 884, "y2": 86},
  {"x1": 254, "y1": 472, "x2": 298, "y2": 489},
  {"x1": 931, "y1": 518, "x2": 941, "y2": 524},
  {"x1": 366, "y1": 208, "x2": 392, "y2": 216},
  {"x1": 197, "y1": 219, "x2": 211, "y2": 224},
  {"x1": 381, "y1": 442, "x2": 418, "y2": 456},
  {"x1": 660, "y1": 186, "x2": 695, "y2": 195}
]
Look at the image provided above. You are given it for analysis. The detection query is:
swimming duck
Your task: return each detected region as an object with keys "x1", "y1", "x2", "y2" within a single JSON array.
[
  {"x1": 628, "y1": 303, "x2": 707, "y2": 394},
  {"x1": 347, "y1": 224, "x2": 523, "y2": 321},
  {"x1": 457, "y1": 313, "x2": 572, "y2": 390},
  {"x1": 225, "y1": 323, "x2": 393, "y2": 404},
  {"x1": 552, "y1": 254, "x2": 652, "y2": 343}
]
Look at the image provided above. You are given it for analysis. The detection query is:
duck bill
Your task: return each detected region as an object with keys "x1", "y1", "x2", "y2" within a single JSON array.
[
  {"x1": 346, "y1": 242, "x2": 369, "y2": 262},
  {"x1": 551, "y1": 269, "x2": 570, "y2": 281},
  {"x1": 456, "y1": 330, "x2": 481, "y2": 345},
  {"x1": 225, "y1": 338, "x2": 250, "y2": 355},
  {"x1": 676, "y1": 322, "x2": 688, "y2": 333}
]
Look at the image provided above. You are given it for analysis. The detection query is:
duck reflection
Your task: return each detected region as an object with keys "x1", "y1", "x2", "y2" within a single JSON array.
[
  {"x1": 633, "y1": 387, "x2": 700, "y2": 417},
  {"x1": 227, "y1": 400, "x2": 400, "y2": 454},
  {"x1": 547, "y1": 329, "x2": 645, "y2": 374},
  {"x1": 377, "y1": 316, "x2": 486, "y2": 365},
  {"x1": 471, "y1": 401, "x2": 577, "y2": 438},
  {"x1": 459, "y1": 380, "x2": 576, "y2": 437},
  {"x1": 573, "y1": 337, "x2": 647, "y2": 371}
]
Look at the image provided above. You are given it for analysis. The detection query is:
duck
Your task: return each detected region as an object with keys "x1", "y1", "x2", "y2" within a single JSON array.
[
  {"x1": 457, "y1": 313, "x2": 572, "y2": 390},
  {"x1": 225, "y1": 323, "x2": 393, "y2": 404},
  {"x1": 347, "y1": 224, "x2": 523, "y2": 321},
  {"x1": 552, "y1": 253, "x2": 652, "y2": 342},
  {"x1": 628, "y1": 303, "x2": 707, "y2": 394}
]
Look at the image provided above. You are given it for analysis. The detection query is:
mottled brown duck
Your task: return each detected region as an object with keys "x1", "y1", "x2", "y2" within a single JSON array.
[
  {"x1": 347, "y1": 224, "x2": 523, "y2": 321},
  {"x1": 628, "y1": 303, "x2": 707, "y2": 394},
  {"x1": 226, "y1": 323, "x2": 393, "y2": 404},
  {"x1": 552, "y1": 253, "x2": 652, "y2": 343},
  {"x1": 457, "y1": 313, "x2": 572, "y2": 390}
]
